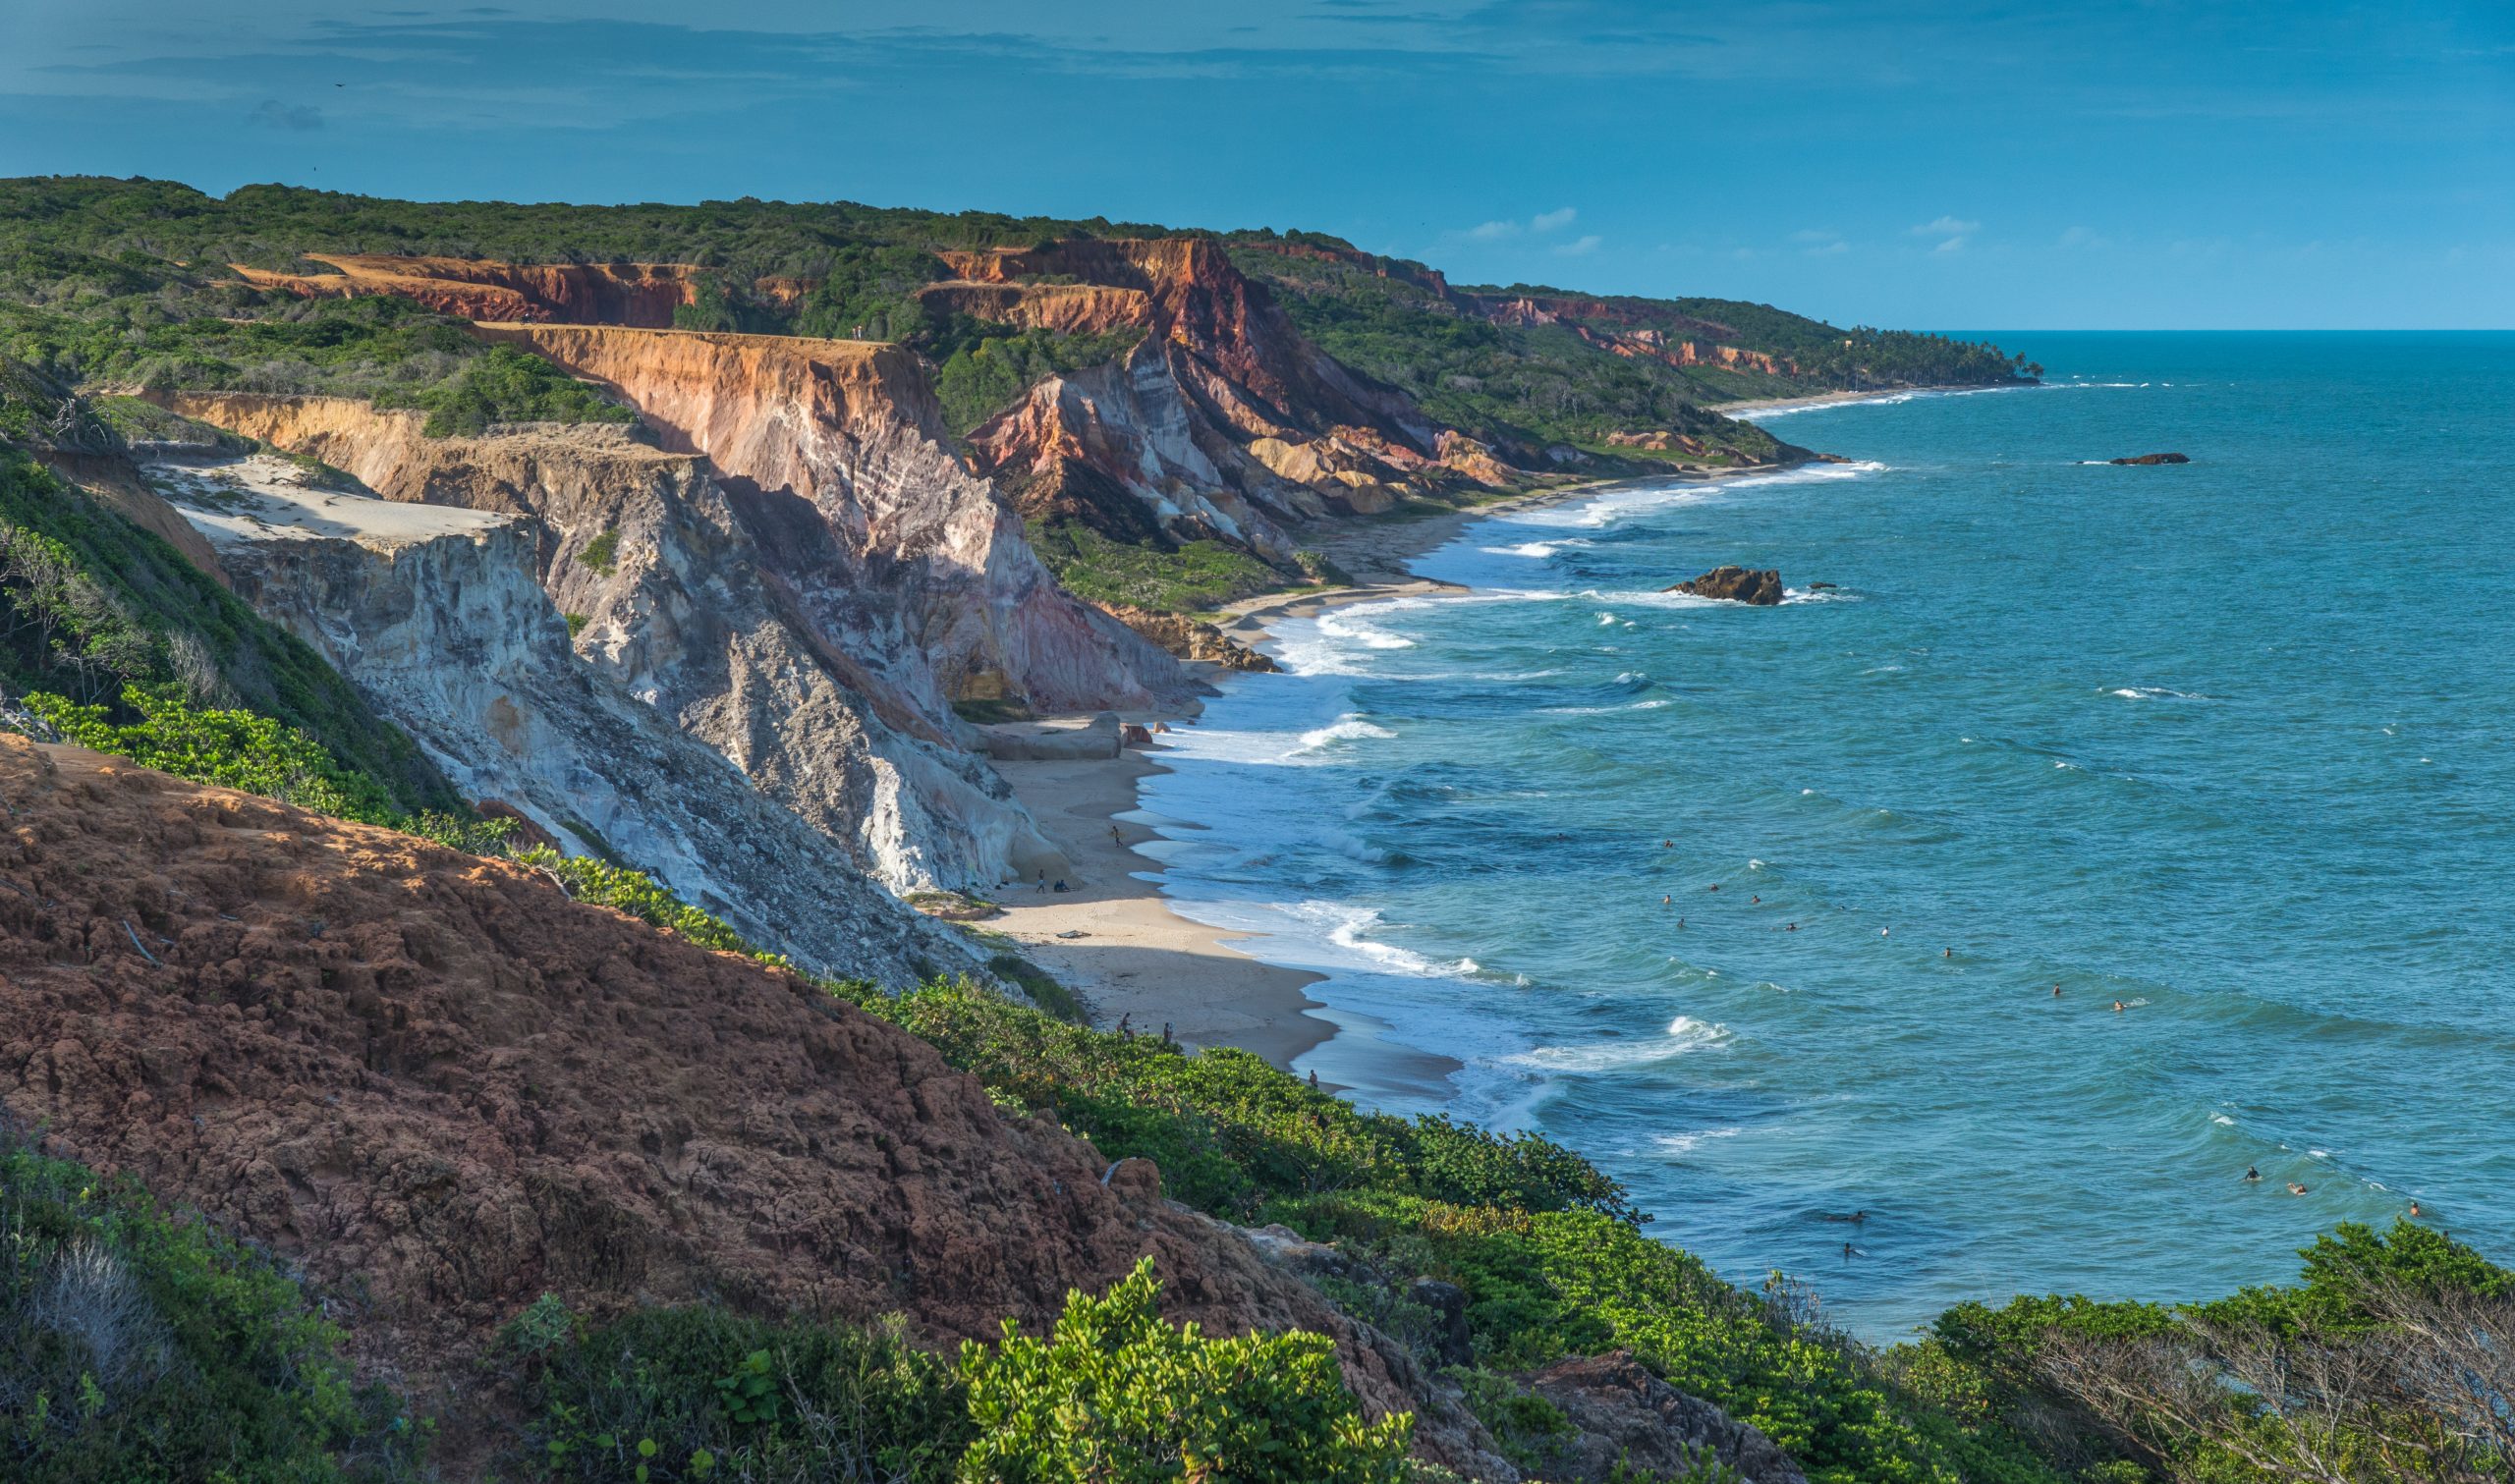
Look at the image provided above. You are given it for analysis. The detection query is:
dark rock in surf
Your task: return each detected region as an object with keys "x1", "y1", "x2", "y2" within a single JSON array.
[
  {"x1": 2107, "y1": 452, "x2": 2190, "y2": 465},
  {"x1": 1667, "y1": 566, "x2": 1784, "y2": 605}
]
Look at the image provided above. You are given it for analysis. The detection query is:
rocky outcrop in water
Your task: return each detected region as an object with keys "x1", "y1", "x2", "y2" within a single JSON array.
[
  {"x1": 150, "y1": 449, "x2": 968, "y2": 978},
  {"x1": 2108, "y1": 452, "x2": 2190, "y2": 465},
  {"x1": 169, "y1": 392, "x2": 1073, "y2": 892},
  {"x1": 1669, "y1": 565, "x2": 1784, "y2": 605}
]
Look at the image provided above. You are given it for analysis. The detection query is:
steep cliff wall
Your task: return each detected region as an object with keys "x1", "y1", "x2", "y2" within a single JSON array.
[
  {"x1": 468, "y1": 326, "x2": 1183, "y2": 724},
  {"x1": 918, "y1": 280, "x2": 1154, "y2": 336},
  {"x1": 147, "y1": 448, "x2": 974, "y2": 974},
  {"x1": 945, "y1": 239, "x2": 1518, "y2": 559},
  {"x1": 166, "y1": 393, "x2": 1072, "y2": 893}
]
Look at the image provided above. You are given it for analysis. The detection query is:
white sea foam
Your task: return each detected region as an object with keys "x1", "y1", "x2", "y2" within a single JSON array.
[
  {"x1": 2211, "y1": 1114, "x2": 2237, "y2": 1127},
  {"x1": 2106, "y1": 686, "x2": 2210, "y2": 700},
  {"x1": 1318, "y1": 610, "x2": 1415, "y2": 649},
  {"x1": 1654, "y1": 1127, "x2": 1744, "y2": 1156},
  {"x1": 1295, "y1": 716, "x2": 1396, "y2": 754},
  {"x1": 1508, "y1": 1015, "x2": 1732, "y2": 1074}
]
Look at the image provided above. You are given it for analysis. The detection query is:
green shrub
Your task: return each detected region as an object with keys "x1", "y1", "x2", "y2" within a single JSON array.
[
  {"x1": 531, "y1": 1307, "x2": 967, "y2": 1484},
  {"x1": 983, "y1": 953, "x2": 1085, "y2": 1022},
  {"x1": 1027, "y1": 521, "x2": 1290, "y2": 614},
  {"x1": 576, "y1": 529, "x2": 620, "y2": 577},
  {"x1": 0, "y1": 1130, "x2": 420, "y2": 1480},
  {"x1": 22, "y1": 684, "x2": 514, "y2": 856},
  {"x1": 958, "y1": 1257, "x2": 1411, "y2": 1484},
  {"x1": 867, "y1": 978, "x2": 1635, "y2": 1224}
]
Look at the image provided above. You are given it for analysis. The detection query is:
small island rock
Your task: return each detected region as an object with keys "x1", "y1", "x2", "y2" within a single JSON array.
[
  {"x1": 1667, "y1": 565, "x2": 1784, "y2": 605},
  {"x1": 2108, "y1": 452, "x2": 2190, "y2": 465}
]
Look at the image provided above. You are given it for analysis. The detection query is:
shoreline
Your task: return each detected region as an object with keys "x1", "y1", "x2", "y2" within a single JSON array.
[{"x1": 980, "y1": 396, "x2": 1928, "y2": 1082}]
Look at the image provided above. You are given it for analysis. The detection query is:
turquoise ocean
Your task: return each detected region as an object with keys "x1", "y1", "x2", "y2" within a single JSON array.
[{"x1": 1130, "y1": 332, "x2": 2515, "y2": 1339}]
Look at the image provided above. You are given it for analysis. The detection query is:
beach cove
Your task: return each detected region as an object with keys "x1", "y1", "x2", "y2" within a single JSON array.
[{"x1": 991, "y1": 332, "x2": 2515, "y2": 1340}]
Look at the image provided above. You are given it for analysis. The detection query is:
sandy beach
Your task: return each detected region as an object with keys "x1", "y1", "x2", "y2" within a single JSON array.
[{"x1": 978, "y1": 479, "x2": 1605, "y2": 1084}]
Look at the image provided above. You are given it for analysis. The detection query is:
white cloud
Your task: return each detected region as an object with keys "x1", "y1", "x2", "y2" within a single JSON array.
[
  {"x1": 1458, "y1": 207, "x2": 1580, "y2": 244},
  {"x1": 1468, "y1": 219, "x2": 1518, "y2": 240},
  {"x1": 1531, "y1": 206, "x2": 1578, "y2": 233},
  {"x1": 1911, "y1": 215, "x2": 1979, "y2": 253},
  {"x1": 1554, "y1": 234, "x2": 1602, "y2": 256}
]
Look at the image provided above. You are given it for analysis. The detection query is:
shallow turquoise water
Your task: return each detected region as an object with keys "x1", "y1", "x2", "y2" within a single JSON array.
[{"x1": 1134, "y1": 332, "x2": 2515, "y2": 1338}]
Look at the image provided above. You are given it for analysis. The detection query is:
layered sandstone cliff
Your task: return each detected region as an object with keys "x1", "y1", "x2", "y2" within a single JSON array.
[
  {"x1": 0, "y1": 734, "x2": 1507, "y2": 1475},
  {"x1": 468, "y1": 325, "x2": 1185, "y2": 726},
  {"x1": 145, "y1": 448, "x2": 975, "y2": 975},
  {"x1": 944, "y1": 239, "x2": 1520, "y2": 559}
]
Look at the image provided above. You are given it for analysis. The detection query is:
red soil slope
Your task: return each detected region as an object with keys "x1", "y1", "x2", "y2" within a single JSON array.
[{"x1": 0, "y1": 737, "x2": 1491, "y2": 1466}]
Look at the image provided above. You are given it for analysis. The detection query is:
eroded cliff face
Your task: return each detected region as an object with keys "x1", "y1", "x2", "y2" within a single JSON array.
[
  {"x1": 146, "y1": 448, "x2": 974, "y2": 976},
  {"x1": 940, "y1": 239, "x2": 1520, "y2": 559},
  {"x1": 167, "y1": 393, "x2": 1073, "y2": 893},
  {"x1": 1464, "y1": 293, "x2": 1798, "y2": 376},
  {"x1": 234, "y1": 253, "x2": 714, "y2": 328},
  {"x1": 466, "y1": 326, "x2": 1183, "y2": 724}
]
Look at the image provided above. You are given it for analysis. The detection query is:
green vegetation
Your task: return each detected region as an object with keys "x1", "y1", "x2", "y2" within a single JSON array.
[
  {"x1": 0, "y1": 439, "x2": 451, "y2": 814},
  {"x1": 0, "y1": 1130, "x2": 421, "y2": 1481},
  {"x1": 1911, "y1": 1221, "x2": 2515, "y2": 1484},
  {"x1": 983, "y1": 952, "x2": 1088, "y2": 1022},
  {"x1": 524, "y1": 1262, "x2": 1411, "y2": 1484},
  {"x1": 1028, "y1": 521, "x2": 1290, "y2": 613},
  {"x1": 576, "y1": 527, "x2": 621, "y2": 577},
  {"x1": 1223, "y1": 234, "x2": 2027, "y2": 460},
  {"x1": 391, "y1": 342, "x2": 635, "y2": 437},
  {"x1": 931, "y1": 323, "x2": 1144, "y2": 436},
  {"x1": 2, "y1": 290, "x2": 634, "y2": 436},
  {"x1": 24, "y1": 684, "x2": 516, "y2": 855},
  {"x1": 526, "y1": 1302, "x2": 968, "y2": 1483},
  {"x1": 961, "y1": 1257, "x2": 1412, "y2": 1483}
]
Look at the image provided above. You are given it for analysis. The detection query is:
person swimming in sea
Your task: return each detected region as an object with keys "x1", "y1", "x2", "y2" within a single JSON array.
[
  {"x1": 2288, "y1": 1182, "x2": 2310, "y2": 1195},
  {"x1": 2051, "y1": 984, "x2": 2062, "y2": 997},
  {"x1": 1944, "y1": 948, "x2": 1953, "y2": 959},
  {"x1": 1843, "y1": 1241, "x2": 1855, "y2": 1258},
  {"x1": 1787, "y1": 922, "x2": 1798, "y2": 931},
  {"x1": 2409, "y1": 1201, "x2": 2422, "y2": 1218},
  {"x1": 2244, "y1": 1165, "x2": 2261, "y2": 1182},
  {"x1": 1751, "y1": 895, "x2": 1760, "y2": 904},
  {"x1": 2113, "y1": 1000, "x2": 2126, "y2": 1013},
  {"x1": 1662, "y1": 895, "x2": 1672, "y2": 906}
]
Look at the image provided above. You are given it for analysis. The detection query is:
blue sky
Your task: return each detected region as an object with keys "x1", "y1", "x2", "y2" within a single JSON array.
[{"x1": 4, "y1": 1, "x2": 2509, "y2": 328}]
